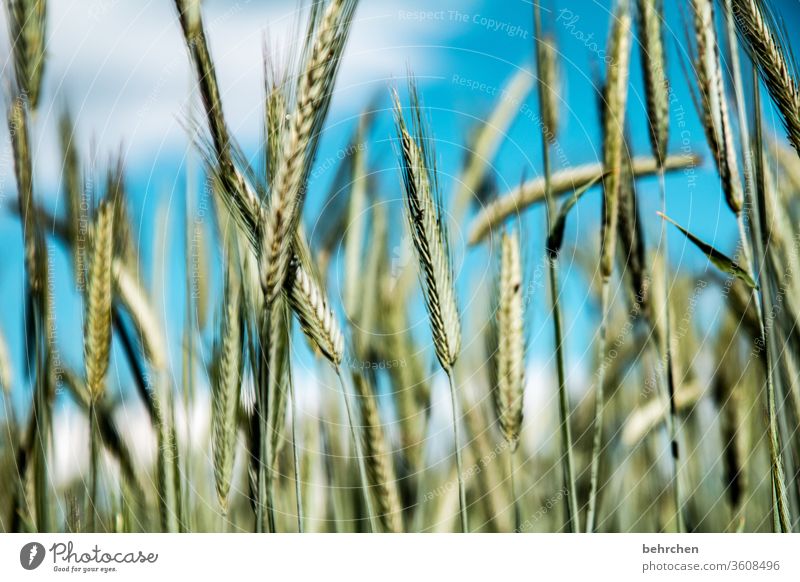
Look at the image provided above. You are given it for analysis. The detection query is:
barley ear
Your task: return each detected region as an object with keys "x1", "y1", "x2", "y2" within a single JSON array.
[
  {"x1": 84, "y1": 200, "x2": 115, "y2": 403},
  {"x1": 285, "y1": 246, "x2": 344, "y2": 367},
  {"x1": 637, "y1": 0, "x2": 669, "y2": 164},
  {"x1": 393, "y1": 82, "x2": 461, "y2": 371},
  {"x1": 5, "y1": 0, "x2": 47, "y2": 111},
  {"x1": 617, "y1": 142, "x2": 649, "y2": 313},
  {"x1": 692, "y1": 0, "x2": 743, "y2": 213},
  {"x1": 490, "y1": 230, "x2": 525, "y2": 450},
  {"x1": 261, "y1": 0, "x2": 358, "y2": 304},
  {"x1": 468, "y1": 154, "x2": 699, "y2": 245},
  {"x1": 212, "y1": 269, "x2": 243, "y2": 512},
  {"x1": 540, "y1": 34, "x2": 560, "y2": 143},
  {"x1": 600, "y1": 0, "x2": 632, "y2": 280},
  {"x1": 729, "y1": 0, "x2": 800, "y2": 157}
]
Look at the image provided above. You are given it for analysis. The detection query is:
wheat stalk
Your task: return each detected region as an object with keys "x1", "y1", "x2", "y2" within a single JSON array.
[
  {"x1": 587, "y1": 0, "x2": 632, "y2": 534},
  {"x1": 749, "y1": 80, "x2": 792, "y2": 532},
  {"x1": 490, "y1": 228, "x2": 525, "y2": 530},
  {"x1": 353, "y1": 372, "x2": 404, "y2": 533},
  {"x1": 729, "y1": 0, "x2": 800, "y2": 156},
  {"x1": 343, "y1": 113, "x2": 370, "y2": 320},
  {"x1": 7, "y1": 96, "x2": 41, "y2": 291},
  {"x1": 0, "y1": 327, "x2": 11, "y2": 394},
  {"x1": 393, "y1": 80, "x2": 466, "y2": 531},
  {"x1": 533, "y1": 4, "x2": 579, "y2": 532},
  {"x1": 7, "y1": 91, "x2": 53, "y2": 531},
  {"x1": 468, "y1": 154, "x2": 698, "y2": 244},
  {"x1": 638, "y1": 0, "x2": 685, "y2": 532},
  {"x1": 174, "y1": 0, "x2": 262, "y2": 253},
  {"x1": 60, "y1": 368, "x2": 141, "y2": 496},
  {"x1": 83, "y1": 198, "x2": 114, "y2": 531},
  {"x1": 622, "y1": 381, "x2": 702, "y2": 446},
  {"x1": 379, "y1": 280, "x2": 430, "y2": 475}
]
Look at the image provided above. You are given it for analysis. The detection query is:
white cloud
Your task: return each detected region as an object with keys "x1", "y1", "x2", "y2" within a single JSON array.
[{"x1": 1, "y1": 0, "x2": 452, "y2": 197}]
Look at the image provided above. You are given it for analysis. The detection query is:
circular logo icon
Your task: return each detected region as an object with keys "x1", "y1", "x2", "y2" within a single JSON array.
[{"x1": 20, "y1": 542, "x2": 46, "y2": 570}]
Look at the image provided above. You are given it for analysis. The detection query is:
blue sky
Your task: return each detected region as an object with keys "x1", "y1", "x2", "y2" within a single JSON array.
[{"x1": 2, "y1": 0, "x2": 800, "y2": 418}]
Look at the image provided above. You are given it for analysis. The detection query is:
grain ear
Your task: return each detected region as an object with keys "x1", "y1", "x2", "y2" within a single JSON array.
[
  {"x1": 599, "y1": 0, "x2": 632, "y2": 280},
  {"x1": 637, "y1": 0, "x2": 669, "y2": 165},
  {"x1": 729, "y1": 0, "x2": 800, "y2": 156},
  {"x1": 211, "y1": 268, "x2": 243, "y2": 512},
  {"x1": 84, "y1": 199, "x2": 115, "y2": 403},
  {"x1": 393, "y1": 82, "x2": 461, "y2": 372},
  {"x1": 490, "y1": 230, "x2": 525, "y2": 451},
  {"x1": 5, "y1": 0, "x2": 48, "y2": 110}
]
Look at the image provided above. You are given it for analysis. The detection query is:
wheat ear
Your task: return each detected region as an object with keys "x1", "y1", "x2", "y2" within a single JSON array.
[
  {"x1": 83, "y1": 199, "x2": 114, "y2": 531},
  {"x1": 393, "y1": 80, "x2": 466, "y2": 532},
  {"x1": 600, "y1": 0, "x2": 632, "y2": 280},
  {"x1": 84, "y1": 200, "x2": 114, "y2": 402},
  {"x1": 286, "y1": 257, "x2": 344, "y2": 367},
  {"x1": 5, "y1": 0, "x2": 47, "y2": 111},
  {"x1": 212, "y1": 270, "x2": 243, "y2": 513},
  {"x1": 491, "y1": 230, "x2": 525, "y2": 450},
  {"x1": 393, "y1": 87, "x2": 461, "y2": 371},
  {"x1": 730, "y1": 0, "x2": 800, "y2": 157},
  {"x1": 692, "y1": 0, "x2": 743, "y2": 213},
  {"x1": 468, "y1": 154, "x2": 698, "y2": 244},
  {"x1": 540, "y1": 34, "x2": 560, "y2": 143},
  {"x1": 637, "y1": 0, "x2": 669, "y2": 165},
  {"x1": 261, "y1": 0, "x2": 358, "y2": 303}
]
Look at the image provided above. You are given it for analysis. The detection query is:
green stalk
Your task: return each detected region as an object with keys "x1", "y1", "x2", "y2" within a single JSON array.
[
  {"x1": 534, "y1": 1, "x2": 579, "y2": 533},
  {"x1": 89, "y1": 401, "x2": 99, "y2": 531},
  {"x1": 656, "y1": 169, "x2": 685, "y2": 533},
  {"x1": 509, "y1": 449, "x2": 521, "y2": 532},
  {"x1": 750, "y1": 69, "x2": 791, "y2": 531},
  {"x1": 586, "y1": 282, "x2": 610, "y2": 533},
  {"x1": 725, "y1": 2, "x2": 791, "y2": 530},
  {"x1": 289, "y1": 373, "x2": 304, "y2": 533},
  {"x1": 446, "y1": 371, "x2": 468, "y2": 532},
  {"x1": 335, "y1": 367, "x2": 378, "y2": 533}
]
